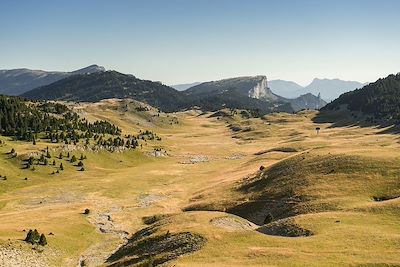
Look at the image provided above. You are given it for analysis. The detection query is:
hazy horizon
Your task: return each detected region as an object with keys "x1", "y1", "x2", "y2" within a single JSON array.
[{"x1": 1, "y1": 0, "x2": 399, "y2": 86}]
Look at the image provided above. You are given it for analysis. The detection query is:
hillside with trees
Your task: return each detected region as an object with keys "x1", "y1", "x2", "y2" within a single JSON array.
[
  {"x1": 21, "y1": 71, "x2": 189, "y2": 113},
  {"x1": 322, "y1": 73, "x2": 400, "y2": 123},
  {"x1": 0, "y1": 95, "x2": 122, "y2": 143},
  {"x1": 0, "y1": 65, "x2": 105, "y2": 95}
]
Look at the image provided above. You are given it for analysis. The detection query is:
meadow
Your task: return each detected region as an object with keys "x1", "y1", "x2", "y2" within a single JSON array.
[{"x1": 0, "y1": 100, "x2": 399, "y2": 266}]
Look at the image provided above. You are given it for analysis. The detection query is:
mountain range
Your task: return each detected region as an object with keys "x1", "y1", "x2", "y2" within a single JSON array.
[
  {"x1": 268, "y1": 78, "x2": 366, "y2": 101},
  {"x1": 0, "y1": 64, "x2": 105, "y2": 95},
  {"x1": 20, "y1": 71, "x2": 325, "y2": 114},
  {"x1": 184, "y1": 76, "x2": 326, "y2": 112},
  {"x1": 0, "y1": 65, "x2": 329, "y2": 113}
]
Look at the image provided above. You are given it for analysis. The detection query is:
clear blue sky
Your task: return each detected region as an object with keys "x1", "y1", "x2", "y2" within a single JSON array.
[{"x1": 1, "y1": 0, "x2": 399, "y2": 85}]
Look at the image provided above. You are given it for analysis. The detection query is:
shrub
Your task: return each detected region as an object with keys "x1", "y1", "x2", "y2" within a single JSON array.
[
  {"x1": 84, "y1": 209, "x2": 90, "y2": 215},
  {"x1": 70, "y1": 155, "x2": 77, "y2": 163},
  {"x1": 259, "y1": 166, "x2": 265, "y2": 171},
  {"x1": 77, "y1": 161, "x2": 84, "y2": 167},
  {"x1": 60, "y1": 163, "x2": 64, "y2": 171}
]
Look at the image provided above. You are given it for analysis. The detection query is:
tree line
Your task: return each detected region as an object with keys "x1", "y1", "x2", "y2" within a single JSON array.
[{"x1": 0, "y1": 95, "x2": 121, "y2": 142}]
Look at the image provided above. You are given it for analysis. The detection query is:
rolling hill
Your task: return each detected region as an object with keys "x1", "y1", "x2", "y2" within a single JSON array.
[
  {"x1": 0, "y1": 65, "x2": 105, "y2": 95},
  {"x1": 0, "y1": 96, "x2": 399, "y2": 266}
]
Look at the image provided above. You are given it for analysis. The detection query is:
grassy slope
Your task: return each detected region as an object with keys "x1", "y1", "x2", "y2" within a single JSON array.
[{"x1": 0, "y1": 102, "x2": 398, "y2": 266}]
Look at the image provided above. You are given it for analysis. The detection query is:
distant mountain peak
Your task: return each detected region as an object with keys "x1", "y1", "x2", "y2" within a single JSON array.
[
  {"x1": 71, "y1": 64, "x2": 106, "y2": 74},
  {"x1": 0, "y1": 65, "x2": 106, "y2": 95}
]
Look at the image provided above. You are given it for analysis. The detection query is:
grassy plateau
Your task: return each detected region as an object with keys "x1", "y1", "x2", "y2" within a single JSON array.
[{"x1": 0, "y1": 100, "x2": 399, "y2": 266}]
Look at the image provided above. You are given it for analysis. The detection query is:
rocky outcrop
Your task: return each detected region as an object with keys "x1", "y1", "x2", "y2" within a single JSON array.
[{"x1": 248, "y1": 76, "x2": 279, "y2": 102}]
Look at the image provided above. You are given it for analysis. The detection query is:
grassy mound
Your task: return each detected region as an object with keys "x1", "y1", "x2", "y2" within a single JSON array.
[
  {"x1": 256, "y1": 218, "x2": 313, "y2": 237},
  {"x1": 186, "y1": 152, "x2": 400, "y2": 225},
  {"x1": 106, "y1": 222, "x2": 206, "y2": 267}
]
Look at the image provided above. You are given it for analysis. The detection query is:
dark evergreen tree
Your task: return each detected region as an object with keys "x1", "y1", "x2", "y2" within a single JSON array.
[{"x1": 38, "y1": 234, "x2": 47, "y2": 246}]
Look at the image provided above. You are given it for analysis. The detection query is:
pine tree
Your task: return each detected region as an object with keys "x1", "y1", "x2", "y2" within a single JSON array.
[
  {"x1": 24, "y1": 229, "x2": 33, "y2": 243},
  {"x1": 70, "y1": 155, "x2": 77, "y2": 163},
  {"x1": 38, "y1": 234, "x2": 47, "y2": 246},
  {"x1": 60, "y1": 163, "x2": 64, "y2": 171}
]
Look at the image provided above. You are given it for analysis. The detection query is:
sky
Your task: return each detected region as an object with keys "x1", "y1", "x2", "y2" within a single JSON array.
[{"x1": 1, "y1": 0, "x2": 399, "y2": 86}]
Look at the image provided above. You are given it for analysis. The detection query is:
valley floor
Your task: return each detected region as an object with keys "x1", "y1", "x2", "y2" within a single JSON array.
[{"x1": 0, "y1": 101, "x2": 399, "y2": 266}]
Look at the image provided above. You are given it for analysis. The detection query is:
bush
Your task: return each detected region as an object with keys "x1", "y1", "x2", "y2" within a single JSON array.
[
  {"x1": 77, "y1": 161, "x2": 84, "y2": 167},
  {"x1": 70, "y1": 155, "x2": 77, "y2": 163},
  {"x1": 84, "y1": 209, "x2": 90, "y2": 215}
]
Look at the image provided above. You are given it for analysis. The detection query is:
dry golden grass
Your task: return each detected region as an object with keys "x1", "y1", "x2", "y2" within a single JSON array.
[{"x1": 0, "y1": 101, "x2": 399, "y2": 266}]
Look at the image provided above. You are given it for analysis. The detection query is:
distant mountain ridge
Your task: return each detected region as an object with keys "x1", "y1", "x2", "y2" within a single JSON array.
[
  {"x1": 171, "y1": 82, "x2": 201, "y2": 91},
  {"x1": 269, "y1": 78, "x2": 365, "y2": 101},
  {"x1": 322, "y1": 73, "x2": 400, "y2": 124},
  {"x1": 183, "y1": 75, "x2": 293, "y2": 113},
  {"x1": 20, "y1": 70, "x2": 326, "y2": 114},
  {"x1": 21, "y1": 71, "x2": 187, "y2": 113},
  {"x1": 185, "y1": 76, "x2": 326, "y2": 111},
  {"x1": 0, "y1": 64, "x2": 105, "y2": 95}
]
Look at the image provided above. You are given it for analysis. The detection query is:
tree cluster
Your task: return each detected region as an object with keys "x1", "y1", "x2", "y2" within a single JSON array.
[
  {"x1": 24, "y1": 229, "x2": 47, "y2": 246},
  {"x1": 0, "y1": 95, "x2": 121, "y2": 142}
]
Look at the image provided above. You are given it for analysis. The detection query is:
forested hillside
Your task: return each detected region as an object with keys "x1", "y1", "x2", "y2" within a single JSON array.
[{"x1": 323, "y1": 73, "x2": 400, "y2": 123}]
